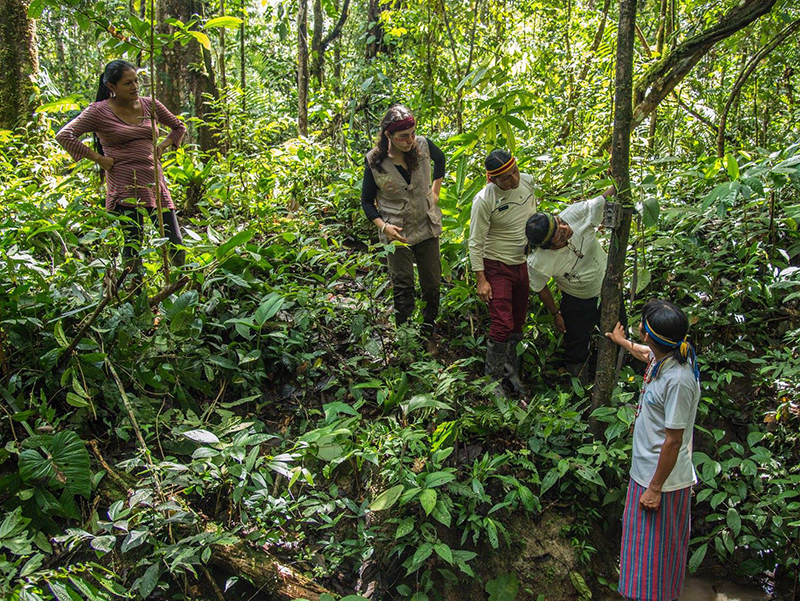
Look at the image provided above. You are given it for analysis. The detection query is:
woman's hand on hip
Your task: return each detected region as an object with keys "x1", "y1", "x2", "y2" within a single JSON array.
[
  {"x1": 384, "y1": 224, "x2": 408, "y2": 244},
  {"x1": 97, "y1": 156, "x2": 115, "y2": 172}
]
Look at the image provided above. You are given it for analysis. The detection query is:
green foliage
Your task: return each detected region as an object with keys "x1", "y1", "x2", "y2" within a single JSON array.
[{"x1": 2, "y1": 0, "x2": 800, "y2": 597}]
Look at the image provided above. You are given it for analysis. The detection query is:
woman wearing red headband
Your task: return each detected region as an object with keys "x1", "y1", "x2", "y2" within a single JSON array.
[{"x1": 361, "y1": 105, "x2": 445, "y2": 350}]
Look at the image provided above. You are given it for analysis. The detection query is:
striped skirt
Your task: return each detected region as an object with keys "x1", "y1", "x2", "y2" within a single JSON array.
[{"x1": 618, "y1": 478, "x2": 692, "y2": 600}]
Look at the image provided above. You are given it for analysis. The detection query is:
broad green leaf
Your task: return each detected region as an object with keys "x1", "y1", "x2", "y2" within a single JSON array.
[
  {"x1": 66, "y1": 392, "x2": 89, "y2": 408},
  {"x1": 401, "y1": 394, "x2": 453, "y2": 415},
  {"x1": 138, "y1": 562, "x2": 161, "y2": 598},
  {"x1": 688, "y1": 543, "x2": 707, "y2": 573},
  {"x1": 395, "y1": 517, "x2": 414, "y2": 539},
  {"x1": 576, "y1": 465, "x2": 606, "y2": 488},
  {"x1": 433, "y1": 543, "x2": 453, "y2": 564},
  {"x1": 36, "y1": 95, "x2": 83, "y2": 114},
  {"x1": 164, "y1": 291, "x2": 198, "y2": 319},
  {"x1": 724, "y1": 154, "x2": 739, "y2": 180},
  {"x1": 190, "y1": 31, "x2": 211, "y2": 49},
  {"x1": 568, "y1": 571, "x2": 591, "y2": 599},
  {"x1": 47, "y1": 580, "x2": 74, "y2": 601},
  {"x1": 253, "y1": 293, "x2": 285, "y2": 327},
  {"x1": 216, "y1": 230, "x2": 254, "y2": 259},
  {"x1": 431, "y1": 500, "x2": 452, "y2": 527},
  {"x1": 18, "y1": 432, "x2": 91, "y2": 499},
  {"x1": 182, "y1": 429, "x2": 220, "y2": 444},
  {"x1": 540, "y1": 468, "x2": 559, "y2": 495},
  {"x1": 641, "y1": 197, "x2": 659, "y2": 228},
  {"x1": 90, "y1": 535, "x2": 117, "y2": 553},
  {"x1": 54, "y1": 321, "x2": 69, "y2": 348},
  {"x1": 205, "y1": 16, "x2": 243, "y2": 28},
  {"x1": 726, "y1": 507, "x2": 741, "y2": 537},
  {"x1": 486, "y1": 572, "x2": 519, "y2": 601},
  {"x1": 419, "y1": 489, "x2": 437, "y2": 515},
  {"x1": 322, "y1": 401, "x2": 359, "y2": 420},
  {"x1": 369, "y1": 484, "x2": 404, "y2": 511},
  {"x1": 410, "y1": 542, "x2": 433, "y2": 570},
  {"x1": 424, "y1": 471, "x2": 455, "y2": 489},
  {"x1": 121, "y1": 530, "x2": 149, "y2": 553}
]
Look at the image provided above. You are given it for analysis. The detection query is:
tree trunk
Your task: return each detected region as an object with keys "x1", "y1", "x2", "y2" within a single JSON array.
[
  {"x1": 239, "y1": 0, "x2": 245, "y2": 113},
  {"x1": 157, "y1": 0, "x2": 189, "y2": 115},
  {"x1": 591, "y1": 0, "x2": 637, "y2": 418},
  {"x1": 157, "y1": 0, "x2": 218, "y2": 152},
  {"x1": 365, "y1": 0, "x2": 387, "y2": 59},
  {"x1": 297, "y1": 0, "x2": 309, "y2": 136},
  {"x1": 52, "y1": 13, "x2": 69, "y2": 93},
  {"x1": 209, "y1": 536, "x2": 334, "y2": 601},
  {"x1": 597, "y1": 0, "x2": 777, "y2": 153},
  {"x1": 310, "y1": 0, "x2": 349, "y2": 84},
  {"x1": 311, "y1": 0, "x2": 323, "y2": 83},
  {"x1": 559, "y1": 0, "x2": 611, "y2": 139},
  {"x1": 0, "y1": 0, "x2": 39, "y2": 129},
  {"x1": 716, "y1": 18, "x2": 800, "y2": 157},
  {"x1": 218, "y1": 0, "x2": 227, "y2": 90}
]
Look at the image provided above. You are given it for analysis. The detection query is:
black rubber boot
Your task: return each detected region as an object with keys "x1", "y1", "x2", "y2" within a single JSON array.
[
  {"x1": 505, "y1": 333, "x2": 528, "y2": 396},
  {"x1": 485, "y1": 340, "x2": 509, "y2": 399}
]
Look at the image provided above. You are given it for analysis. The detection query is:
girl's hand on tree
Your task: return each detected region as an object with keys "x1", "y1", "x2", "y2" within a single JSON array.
[
  {"x1": 97, "y1": 156, "x2": 115, "y2": 171},
  {"x1": 384, "y1": 224, "x2": 408, "y2": 244},
  {"x1": 605, "y1": 322, "x2": 627, "y2": 346}
]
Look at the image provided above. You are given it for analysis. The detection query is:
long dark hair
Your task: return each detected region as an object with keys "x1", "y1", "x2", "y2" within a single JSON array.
[
  {"x1": 368, "y1": 104, "x2": 420, "y2": 174},
  {"x1": 641, "y1": 299, "x2": 690, "y2": 365},
  {"x1": 93, "y1": 60, "x2": 136, "y2": 156}
]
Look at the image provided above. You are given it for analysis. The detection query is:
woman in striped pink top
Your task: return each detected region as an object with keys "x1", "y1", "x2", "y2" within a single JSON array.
[{"x1": 56, "y1": 60, "x2": 188, "y2": 275}]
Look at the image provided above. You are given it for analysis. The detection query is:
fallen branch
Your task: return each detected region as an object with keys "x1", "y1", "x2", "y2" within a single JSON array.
[
  {"x1": 209, "y1": 535, "x2": 334, "y2": 601},
  {"x1": 148, "y1": 276, "x2": 189, "y2": 307},
  {"x1": 56, "y1": 267, "x2": 131, "y2": 371}
]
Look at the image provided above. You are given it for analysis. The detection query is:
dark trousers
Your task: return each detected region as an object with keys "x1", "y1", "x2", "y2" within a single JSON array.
[
  {"x1": 386, "y1": 237, "x2": 441, "y2": 333},
  {"x1": 561, "y1": 291, "x2": 627, "y2": 364},
  {"x1": 484, "y1": 259, "x2": 529, "y2": 343},
  {"x1": 116, "y1": 206, "x2": 184, "y2": 268}
]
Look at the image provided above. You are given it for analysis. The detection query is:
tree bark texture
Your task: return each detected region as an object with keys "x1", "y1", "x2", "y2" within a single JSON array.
[
  {"x1": 717, "y1": 18, "x2": 800, "y2": 157},
  {"x1": 0, "y1": 0, "x2": 39, "y2": 129},
  {"x1": 209, "y1": 536, "x2": 334, "y2": 601},
  {"x1": 365, "y1": 0, "x2": 388, "y2": 59},
  {"x1": 310, "y1": 0, "x2": 350, "y2": 84},
  {"x1": 597, "y1": 0, "x2": 777, "y2": 153},
  {"x1": 630, "y1": 0, "x2": 777, "y2": 131},
  {"x1": 157, "y1": 0, "x2": 218, "y2": 152},
  {"x1": 591, "y1": 0, "x2": 637, "y2": 416},
  {"x1": 297, "y1": 0, "x2": 309, "y2": 136}
]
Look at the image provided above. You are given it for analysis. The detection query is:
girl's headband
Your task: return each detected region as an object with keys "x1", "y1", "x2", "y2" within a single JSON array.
[
  {"x1": 644, "y1": 318, "x2": 700, "y2": 381},
  {"x1": 386, "y1": 116, "x2": 416, "y2": 133}
]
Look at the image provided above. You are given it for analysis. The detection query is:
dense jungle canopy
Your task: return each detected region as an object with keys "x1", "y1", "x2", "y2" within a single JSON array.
[{"x1": 1, "y1": 0, "x2": 799, "y2": 599}]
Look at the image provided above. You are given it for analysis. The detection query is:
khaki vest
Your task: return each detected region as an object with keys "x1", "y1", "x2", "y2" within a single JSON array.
[{"x1": 366, "y1": 135, "x2": 443, "y2": 246}]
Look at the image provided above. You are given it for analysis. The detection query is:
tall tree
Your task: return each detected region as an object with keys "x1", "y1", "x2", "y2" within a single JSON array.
[
  {"x1": 0, "y1": 0, "x2": 39, "y2": 129},
  {"x1": 598, "y1": 0, "x2": 778, "y2": 152},
  {"x1": 591, "y1": 0, "x2": 638, "y2": 416},
  {"x1": 298, "y1": 0, "x2": 309, "y2": 136},
  {"x1": 157, "y1": 0, "x2": 219, "y2": 152},
  {"x1": 365, "y1": 0, "x2": 387, "y2": 59},
  {"x1": 310, "y1": 0, "x2": 349, "y2": 84},
  {"x1": 717, "y1": 18, "x2": 800, "y2": 157}
]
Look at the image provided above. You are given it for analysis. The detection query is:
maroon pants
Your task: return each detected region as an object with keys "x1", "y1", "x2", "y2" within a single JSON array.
[{"x1": 484, "y1": 259, "x2": 529, "y2": 343}]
